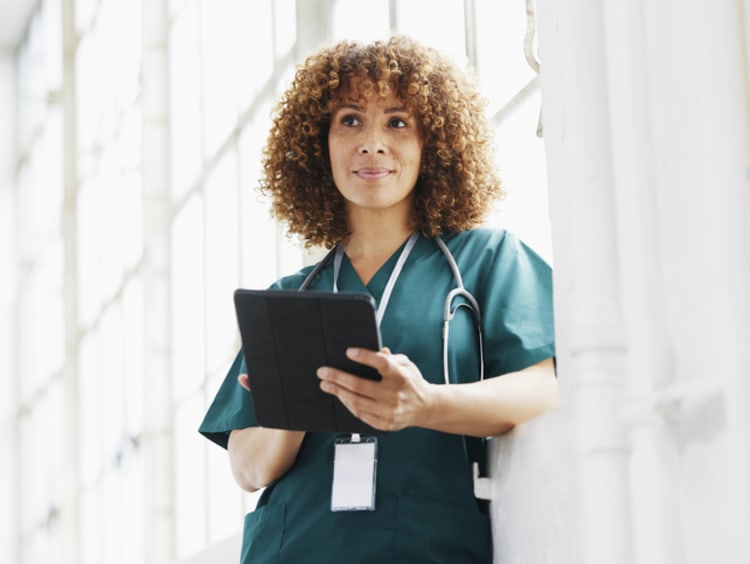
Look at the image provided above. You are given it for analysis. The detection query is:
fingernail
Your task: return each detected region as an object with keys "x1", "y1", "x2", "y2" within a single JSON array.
[
  {"x1": 346, "y1": 347, "x2": 359, "y2": 358},
  {"x1": 317, "y1": 367, "x2": 329, "y2": 379}
]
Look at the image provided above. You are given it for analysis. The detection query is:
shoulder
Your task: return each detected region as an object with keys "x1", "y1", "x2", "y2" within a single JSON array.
[
  {"x1": 442, "y1": 228, "x2": 552, "y2": 292},
  {"x1": 270, "y1": 253, "x2": 335, "y2": 291},
  {"x1": 443, "y1": 227, "x2": 527, "y2": 260},
  {"x1": 271, "y1": 266, "x2": 316, "y2": 290},
  {"x1": 445, "y1": 227, "x2": 505, "y2": 242}
]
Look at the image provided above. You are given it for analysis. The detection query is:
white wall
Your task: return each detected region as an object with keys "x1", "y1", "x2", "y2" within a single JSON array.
[
  {"x1": 536, "y1": 0, "x2": 750, "y2": 562},
  {"x1": 0, "y1": 53, "x2": 18, "y2": 564},
  {"x1": 642, "y1": 2, "x2": 750, "y2": 561}
]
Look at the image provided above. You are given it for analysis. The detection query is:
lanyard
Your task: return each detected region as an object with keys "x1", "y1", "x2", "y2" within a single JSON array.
[{"x1": 332, "y1": 232, "x2": 419, "y2": 327}]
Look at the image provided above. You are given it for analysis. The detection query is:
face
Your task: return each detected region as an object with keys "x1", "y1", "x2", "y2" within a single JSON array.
[{"x1": 328, "y1": 92, "x2": 423, "y2": 221}]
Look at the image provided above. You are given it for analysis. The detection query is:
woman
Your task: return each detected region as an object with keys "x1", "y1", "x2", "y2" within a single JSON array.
[{"x1": 200, "y1": 35, "x2": 557, "y2": 563}]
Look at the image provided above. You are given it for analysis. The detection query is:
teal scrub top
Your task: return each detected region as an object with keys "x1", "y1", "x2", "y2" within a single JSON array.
[{"x1": 199, "y1": 228, "x2": 555, "y2": 564}]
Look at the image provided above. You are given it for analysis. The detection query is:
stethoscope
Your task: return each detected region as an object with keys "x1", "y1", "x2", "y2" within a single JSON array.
[{"x1": 299, "y1": 233, "x2": 485, "y2": 385}]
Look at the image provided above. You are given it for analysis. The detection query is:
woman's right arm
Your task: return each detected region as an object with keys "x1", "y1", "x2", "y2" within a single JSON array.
[
  {"x1": 227, "y1": 373, "x2": 304, "y2": 492},
  {"x1": 228, "y1": 426, "x2": 305, "y2": 492}
]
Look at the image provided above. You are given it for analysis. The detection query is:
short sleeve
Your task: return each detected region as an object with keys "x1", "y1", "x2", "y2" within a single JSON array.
[
  {"x1": 198, "y1": 349, "x2": 258, "y2": 449},
  {"x1": 478, "y1": 232, "x2": 555, "y2": 376},
  {"x1": 197, "y1": 274, "x2": 316, "y2": 450}
]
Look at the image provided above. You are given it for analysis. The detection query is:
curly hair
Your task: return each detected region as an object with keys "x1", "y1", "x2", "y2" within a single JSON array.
[{"x1": 260, "y1": 35, "x2": 503, "y2": 248}]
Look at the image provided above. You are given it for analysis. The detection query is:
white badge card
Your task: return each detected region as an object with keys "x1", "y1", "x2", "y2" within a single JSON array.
[{"x1": 331, "y1": 435, "x2": 377, "y2": 511}]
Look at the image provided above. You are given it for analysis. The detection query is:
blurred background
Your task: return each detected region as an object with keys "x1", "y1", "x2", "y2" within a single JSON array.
[{"x1": 0, "y1": 1, "x2": 553, "y2": 562}]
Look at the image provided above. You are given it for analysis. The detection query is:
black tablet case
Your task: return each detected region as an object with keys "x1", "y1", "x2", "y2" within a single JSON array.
[{"x1": 234, "y1": 289, "x2": 383, "y2": 434}]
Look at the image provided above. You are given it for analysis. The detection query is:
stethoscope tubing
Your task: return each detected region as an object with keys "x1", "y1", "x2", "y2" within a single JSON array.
[{"x1": 299, "y1": 235, "x2": 485, "y2": 385}]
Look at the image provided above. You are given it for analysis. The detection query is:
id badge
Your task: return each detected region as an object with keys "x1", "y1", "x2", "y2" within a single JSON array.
[{"x1": 331, "y1": 434, "x2": 377, "y2": 511}]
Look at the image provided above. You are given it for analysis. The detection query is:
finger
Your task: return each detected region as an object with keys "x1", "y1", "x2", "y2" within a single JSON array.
[
  {"x1": 345, "y1": 347, "x2": 393, "y2": 373},
  {"x1": 237, "y1": 373, "x2": 251, "y2": 392},
  {"x1": 391, "y1": 353, "x2": 411, "y2": 365},
  {"x1": 321, "y1": 381, "x2": 395, "y2": 431},
  {"x1": 317, "y1": 366, "x2": 380, "y2": 398}
]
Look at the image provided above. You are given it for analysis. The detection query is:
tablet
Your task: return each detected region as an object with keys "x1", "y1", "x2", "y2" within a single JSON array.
[{"x1": 233, "y1": 289, "x2": 383, "y2": 434}]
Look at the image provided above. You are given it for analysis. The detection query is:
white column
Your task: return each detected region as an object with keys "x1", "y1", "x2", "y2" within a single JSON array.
[
  {"x1": 142, "y1": 0, "x2": 174, "y2": 562},
  {"x1": 0, "y1": 54, "x2": 19, "y2": 564},
  {"x1": 296, "y1": 0, "x2": 332, "y2": 57},
  {"x1": 637, "y1": 1, "x2": 750, "y2": 561},
  {"x1": 598, "y1": 1, "x2": 682, "y2": 562},
  {"x1": 539, "y1": 0, "x2": 750, "y2": 561},
  {"x1": 536, "y1": 1, "x2": 633, "y2": 562},
  {"x1": 61, "y1": 0, "x2": 81, "y2": 562}
]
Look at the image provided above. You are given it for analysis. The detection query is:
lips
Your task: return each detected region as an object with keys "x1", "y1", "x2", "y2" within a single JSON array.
[{"x1": 355, "y1": 167, "x2": 392, "y2": 180}]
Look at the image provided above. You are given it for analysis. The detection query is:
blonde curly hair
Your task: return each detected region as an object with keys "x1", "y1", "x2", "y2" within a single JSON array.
[{"x1": 260, "y1": 35, "x2": 503, "y2": 248}]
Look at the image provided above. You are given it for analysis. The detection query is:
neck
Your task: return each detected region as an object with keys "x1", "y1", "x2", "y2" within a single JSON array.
[
  {"x1": 347, "y1": 225, "x2": 412, "y2": 256},
  {"x1": 342, "y1": 209, "x2": 415, "y2": 284},
  {"x1": 345, "y1": 194, "x2": 414, "y2": 247},
  {"x1": 344, "y1": 211, "x2": 413, "y2": 258}
]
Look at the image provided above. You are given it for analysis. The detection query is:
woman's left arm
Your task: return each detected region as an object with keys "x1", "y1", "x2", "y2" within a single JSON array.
[
  {"x1": 318, "y1": 349, "x2": 558, "y2": 437},
  {"x1": 422, "y1": 357, "x2": 557, "y2": 436}
]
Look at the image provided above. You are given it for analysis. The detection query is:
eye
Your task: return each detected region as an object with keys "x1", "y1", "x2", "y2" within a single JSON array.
[
  {"x1": 389, "y1": 117, "x2": 408, "y2": 128},
  {"x1": 341, "y1": 114, "x2": 361, "y2": 127}
]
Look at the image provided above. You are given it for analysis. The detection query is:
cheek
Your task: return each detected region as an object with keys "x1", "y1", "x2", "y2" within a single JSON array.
[
  {"x1": 328, "y1": 134, "x2": 348, "y2": 161},
  {"x1": 328, "y1": 140, "x2": 348, "y2": 187},
  {"x1": 407, "y1": 141, "x2": 424, "y2": 169},
  {"x1": 407, "y1": 136, "x2": 423, "y2": 157},
  {"x1": 328, "y1": 142, "x2": 343, "y2": 166}
]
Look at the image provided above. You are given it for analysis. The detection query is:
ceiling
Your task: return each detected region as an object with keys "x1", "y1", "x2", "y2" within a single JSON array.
[{"x1": 0, "y1": 0, "x2": 37, "y2": 53}]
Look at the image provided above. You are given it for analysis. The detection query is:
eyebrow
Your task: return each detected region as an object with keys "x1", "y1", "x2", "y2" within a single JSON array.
[{"x1": 337, "y1": 103, "x2": 409, "y2": 114}]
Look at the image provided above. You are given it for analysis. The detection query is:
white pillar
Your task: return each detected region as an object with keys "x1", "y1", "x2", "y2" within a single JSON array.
[
  {"x1": 61, "y1": 0, "x2": 81, "y2": 562},
  {"x1": 536, "y1": 1, "x2": 633, "y2": 562},
  {"x1": 539, "y1": 0, "x2": 750, "y2": 561},
  {"x1": 296, "y1": 0, "x2": 332, "y2": 57},
  {"x1": 142, "y1": 0, "x2": 174, "y2": 562},
  {"x1": 0, "y1": 54, "x2": 19, "y2": 564},
  {"x1": 598, "y1": 1, "x2": 682, "y2": 562},
  {"x1": 637, "y1": 1, "x2": 750, "y2": 561}
]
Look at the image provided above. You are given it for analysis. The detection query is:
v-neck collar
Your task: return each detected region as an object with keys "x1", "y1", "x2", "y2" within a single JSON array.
[{"x1": 335, "y1": 234, "x2": 419, "y2": 302}]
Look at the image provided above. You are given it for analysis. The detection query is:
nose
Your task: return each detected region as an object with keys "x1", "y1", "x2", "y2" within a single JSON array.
[{"x1": 358, "y1": 127, "x2": 386, "y2": 155}]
